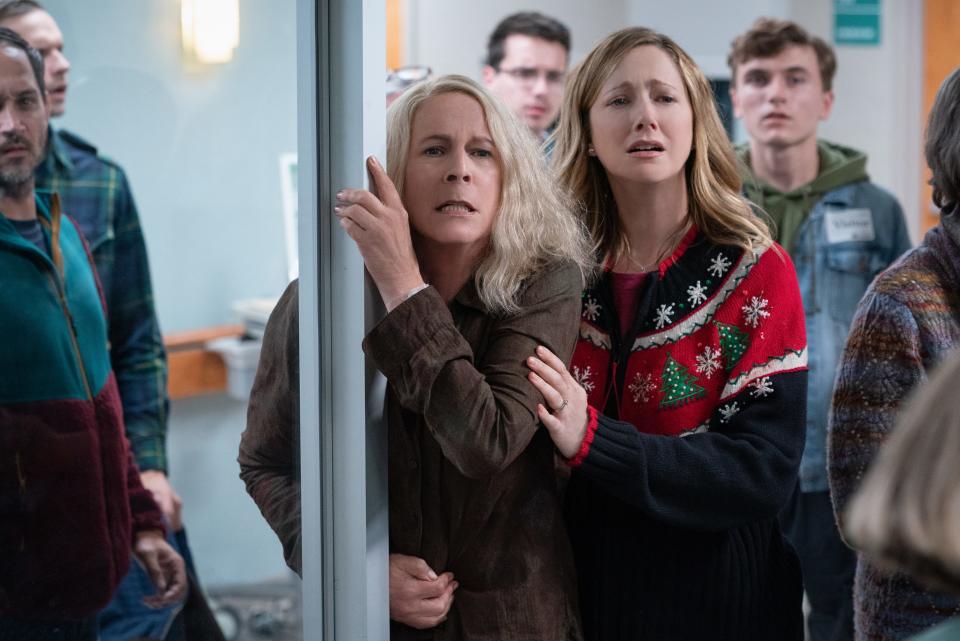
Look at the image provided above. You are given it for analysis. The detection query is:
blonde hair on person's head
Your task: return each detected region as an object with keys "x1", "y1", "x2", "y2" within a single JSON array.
[
  {"x1": 550, "y1": 27, "x2": 772, "y2": 262},
  {"x1": 844, "y1": 351, "x2": 960, "y2": 595},
  {"x1": 387, "y1": 74, "x2": 592, "y2": 315}
]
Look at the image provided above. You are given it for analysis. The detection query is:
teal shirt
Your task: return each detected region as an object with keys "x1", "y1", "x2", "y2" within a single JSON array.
[{"x1": 0, "y1": 192, "x2": 111, "y2": 403}]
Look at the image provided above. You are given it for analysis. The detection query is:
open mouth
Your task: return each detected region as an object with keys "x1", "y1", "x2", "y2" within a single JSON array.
[
  {"x1": 435, "y1": 200, "x2": 476, "y2": 213},
  {"x1": 627, "y1": 142, "x2": 665, "y2": 154}
]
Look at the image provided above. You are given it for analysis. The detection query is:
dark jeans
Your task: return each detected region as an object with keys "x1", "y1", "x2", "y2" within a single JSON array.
[
  {"x1": 780, "y1": 486, "x2": 856, "y2": 641},
  {"x1": 0, "y1": 616, "x2": 97, "y2": 641}
]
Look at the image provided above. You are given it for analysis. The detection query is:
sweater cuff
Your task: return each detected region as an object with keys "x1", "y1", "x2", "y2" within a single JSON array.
[{"x1": 567, "y1": 405, "x2": 599, "y2": 468}]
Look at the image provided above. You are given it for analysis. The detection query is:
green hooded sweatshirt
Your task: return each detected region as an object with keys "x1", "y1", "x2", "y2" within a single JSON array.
[{"x1": 738, "y1": 140, "x2": 869, "y2": 255}]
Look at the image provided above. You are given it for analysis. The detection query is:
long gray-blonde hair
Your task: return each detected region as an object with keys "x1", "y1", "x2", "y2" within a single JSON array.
[
  {"x1": 551, "y1": 27, "x2": 772, "y2": 262},
  {"x1": 387, "y1": 74, "x2": 592, "y2": 315},
  {"x1": 845, "y1": 352, "x2": 960, "y2": 595}
]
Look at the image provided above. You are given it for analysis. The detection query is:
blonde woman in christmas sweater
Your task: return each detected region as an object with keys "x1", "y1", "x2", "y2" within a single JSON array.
[{"x1": 526, "y1": 27, "x2": 808, "y2": 641}]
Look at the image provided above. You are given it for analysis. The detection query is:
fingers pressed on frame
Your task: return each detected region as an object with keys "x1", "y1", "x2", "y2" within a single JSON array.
[
  {"x1": 337, "y1": 189, "x2": 385, "y2": 216},
  {"x1": 366, "y1": 156, "x2": 403, "y2": 209},
  {"x1": 338, "y1": 205, "x2": 379, "y2": 235}
]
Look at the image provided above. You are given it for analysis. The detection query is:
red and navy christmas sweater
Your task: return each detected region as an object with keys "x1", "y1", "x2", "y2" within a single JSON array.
[{"x1": 563, "y1": 226, "x2": 809, "y2": 641}]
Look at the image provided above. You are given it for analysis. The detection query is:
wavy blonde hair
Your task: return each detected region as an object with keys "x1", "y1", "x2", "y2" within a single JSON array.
[
  {"x1": 551, "y1": 27, "x2": 772, "y2": 262},
  {"x1": 844, "y1": 352, "x2": 960, "y2": 595},
  {"x1": 387, "y1": 74, "x2": 592, "y2": 315}
]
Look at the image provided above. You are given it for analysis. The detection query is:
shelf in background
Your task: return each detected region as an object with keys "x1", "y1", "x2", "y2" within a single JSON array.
[{"x1": 165, "y1": 324, "x2": 245, "y2": 400}]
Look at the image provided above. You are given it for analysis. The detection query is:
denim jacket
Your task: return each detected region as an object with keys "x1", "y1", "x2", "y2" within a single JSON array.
[{"x1": 791, "y1": 181, "x2": 910, "y2": 491}]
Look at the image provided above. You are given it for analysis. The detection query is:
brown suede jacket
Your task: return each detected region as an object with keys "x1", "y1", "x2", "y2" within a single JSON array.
[{"x1": 239, "y1": 261, "x2": 584, "y2": 641}]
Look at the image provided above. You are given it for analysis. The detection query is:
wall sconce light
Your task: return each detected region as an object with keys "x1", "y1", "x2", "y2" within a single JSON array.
[{"x1": 181, "y1": 0, "x2": 239, "y2": 64}]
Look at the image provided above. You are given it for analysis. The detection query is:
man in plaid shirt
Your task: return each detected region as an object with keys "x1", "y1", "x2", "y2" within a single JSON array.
[
  {"x1": 0, "y1": 0, "x2": 178, "y2": 523},
  {"x1": 0, "y1": 3, "x2": 205, "y2": 638},
  {"x1": 0, "y1": 0, "x2": 179, "y2": 529}
]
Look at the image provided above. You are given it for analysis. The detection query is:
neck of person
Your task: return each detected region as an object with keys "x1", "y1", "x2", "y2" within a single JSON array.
[
  {"x1": 0, "y1": 182, "x2": 38, "y2": 221},
  {"x1": 608, "y1": 172, "x2": 689, "y2": 274},
  {"x1": 414, "y1": 236, "x2": 485, "y2": 303},
  {"x1": 749, "y1": 135, "x2": 820, "y2": 193}
]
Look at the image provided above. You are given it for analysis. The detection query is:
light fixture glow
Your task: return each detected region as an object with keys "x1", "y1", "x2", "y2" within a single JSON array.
[{"x1": 181, "y1": 0, "x2": 239, "y2": 64}]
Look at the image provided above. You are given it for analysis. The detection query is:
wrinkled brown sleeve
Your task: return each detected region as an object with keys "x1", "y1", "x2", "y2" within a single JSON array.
[
  {"x1": 238, "y1": 280, "x2": 302, "y2": 575},
  {"x1": 363, "y1": 261, "x2": 582, "y2": 479}
]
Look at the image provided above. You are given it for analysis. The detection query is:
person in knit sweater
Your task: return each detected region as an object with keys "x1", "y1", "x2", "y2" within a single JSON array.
[
  {"x1": 526, "y1": 27, "x2": 807, "y2": 641},
  {"x1": 827, "y1": 66, "x2": 960, "y2": 641},
  {"x1": 843, "y1": 350, "x2": 960, "y2": 641}
]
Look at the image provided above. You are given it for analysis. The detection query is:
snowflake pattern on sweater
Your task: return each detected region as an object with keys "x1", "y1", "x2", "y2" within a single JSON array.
[{"x1": 573, "y1": 228, "x2": 807, "y2": 437}]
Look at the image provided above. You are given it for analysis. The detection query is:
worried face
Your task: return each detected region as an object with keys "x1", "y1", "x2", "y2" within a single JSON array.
[
  {"x1": 588, "y1": 46, "x2": 694, "y2": 191},
  {"x1": 401, "y1": 92, "x2": 502, "y2": 256}
]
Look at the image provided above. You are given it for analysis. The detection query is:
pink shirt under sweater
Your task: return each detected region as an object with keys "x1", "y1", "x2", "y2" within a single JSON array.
[{"x1": 610, "y1": 270, "x2": 649, "y2": 338}]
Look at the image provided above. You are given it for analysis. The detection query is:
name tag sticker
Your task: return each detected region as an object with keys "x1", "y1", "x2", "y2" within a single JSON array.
[{"x1": 825, "y1": 208, "x2": 875, "y2": 244}]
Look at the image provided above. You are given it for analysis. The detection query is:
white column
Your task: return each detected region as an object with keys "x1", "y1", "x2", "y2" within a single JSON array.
[{"x1": 298, "y1": 0, "x2": 388, "y2": 638}]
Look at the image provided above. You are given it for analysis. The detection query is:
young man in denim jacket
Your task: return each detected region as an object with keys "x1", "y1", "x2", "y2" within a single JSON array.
[{"x1": 729, "y1": 17, "x2": 911, "y2": 641}]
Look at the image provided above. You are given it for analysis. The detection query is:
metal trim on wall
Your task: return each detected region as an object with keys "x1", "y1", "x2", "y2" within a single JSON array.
[{"x1": 298, "y1": 0, "x2": 388, "y2": 638}]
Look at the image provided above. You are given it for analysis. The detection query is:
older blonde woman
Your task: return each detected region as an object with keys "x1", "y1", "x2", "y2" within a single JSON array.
[
  {"x1": 337, "y1": 74, "x2": 591, "y2": 641},
  {"x1": 525, "y1": 27, "x2": 808, "y2": 640},
  {"x1": 844, "y1": 351, "x2": 960, "y2": 641},
  {"x1": 242, "y1": 75, "x2": 591, "y2": 641}
]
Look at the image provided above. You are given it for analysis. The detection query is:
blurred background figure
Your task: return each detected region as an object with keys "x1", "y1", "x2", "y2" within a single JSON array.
[
  {"x1": 728, "y1": 17, "x2": 911, "y2": 641},
  {"x1": 844, "y1": 350, "x2": 960, "y2": 641},
  {"x1": 481, "y1": 11, "x2": 569, "y2": 141},
  {"x1": 828, "y1": 65, "x2": 960, "y2": 641}
]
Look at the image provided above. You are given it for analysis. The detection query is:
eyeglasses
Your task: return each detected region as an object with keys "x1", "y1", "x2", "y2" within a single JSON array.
[{"x1": 496, "y1": 66, "x2": 565, "y2": 88}]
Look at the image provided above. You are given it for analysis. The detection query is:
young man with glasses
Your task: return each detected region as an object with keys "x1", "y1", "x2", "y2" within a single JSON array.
[{"x1": 482, "y1": 11, "x2": 569, "y2": 141}]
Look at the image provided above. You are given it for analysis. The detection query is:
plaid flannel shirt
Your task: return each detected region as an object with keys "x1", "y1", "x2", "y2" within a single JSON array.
[{"x1": 36, "y1": 127, "x2": 169, "y2": 472}]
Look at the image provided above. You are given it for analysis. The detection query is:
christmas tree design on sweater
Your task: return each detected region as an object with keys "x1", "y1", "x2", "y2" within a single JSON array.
[
  {"x1": 659, "y1": 354, "x2": 706, "y2": 409},
  {"x1": 716, "y1": 322, "x2": 749, "y2": 372}
]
